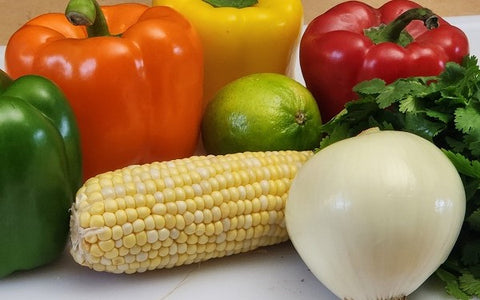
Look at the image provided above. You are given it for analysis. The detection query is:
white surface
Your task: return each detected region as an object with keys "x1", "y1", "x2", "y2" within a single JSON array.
[{"x1": 0, "y1": 15, "x2": 479, "y2": 300}]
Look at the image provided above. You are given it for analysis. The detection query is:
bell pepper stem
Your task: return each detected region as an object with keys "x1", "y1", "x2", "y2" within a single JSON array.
[
  {"x1": 384, "y1": 8, "x2": 438, "y2": 41},
  {"x1": 65, "y1": 0, "x2": 111, "y2": 37},
  {"x1": 365, "y1": 8, "x2": 439, "y2": 47},
  {"x1": 0, "y1": 69, "x2": 14, "y2": 92},
  {"x1": 202, "y1": 0, "x2": 258, "y2": 8}
]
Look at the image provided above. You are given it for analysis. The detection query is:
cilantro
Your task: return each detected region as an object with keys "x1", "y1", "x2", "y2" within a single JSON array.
[{"x1": 319, "y1": 55, "x2": 480, "y2": 298}]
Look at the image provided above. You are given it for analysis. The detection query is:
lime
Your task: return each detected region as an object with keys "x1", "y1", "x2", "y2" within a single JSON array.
[{"x1": 201, "y1": 73, "x2": 322, "y2": 154}]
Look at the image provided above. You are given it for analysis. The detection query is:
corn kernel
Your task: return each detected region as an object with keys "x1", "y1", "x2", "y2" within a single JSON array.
[
  {"x1": 185, "y1": 199, "x2": 196, "y2": 213},
  {"x1": 99, "y1": 240, "x2": 115, "y2": 252},
  {"x1": 136, "y1": 232, "x2": 147, "y2": 246},
  {"x1": 141, "y1": 243, "x2": 152, "y2": 253},
  {"x1": 203, "y1": 209, "x2": 213, "y2": 224},
  {"x1": 203, "y1": 195, "x2": 214, "y2": 209},
  {"x1": 211, "y1": 206, "x2": 221, "y2": 222},
  {"x1": 133, "y1": 219, "x2": 145, "y2": 233},
  {"x1": 174, "y1": 187, "x2": 186, "y2": 202},
  {"x1": 177, "y1": 243, "x2": 187, "y2": 254},
  {"x1": 152, "y1": 203, "x2": 167, "y2": 215},
  {"x1": 90, "y1": 201, "x2": 105, "y2": 215},
  {"x1": 176, "y1": 232, "x2": 188, "y2": 244},
  {"x1": 105, "y1": 248, "x2": 119, "y2": 260},
  {"x1": 103, "y1": 212, "x2": 116, "y2": 227},
  {"x1": 222, "y1": 219, "x2": 231, "y2": 232},
  {"x1": 125, "y1": 208, "x2": 138, "y2": 222},
  {"x1": 124, "y1": 196, "x2": 135, "y2": 208},
  {"x1": 137, "y1": 207, "x2": 150, "y2": 219},
  {"x1": 195, "y1": 223, "x2": 205, "y2": 236},
  {"x1": 176, "y1": 201, "x2": 187, "y2": 215},
  {"x1": 90, "y1": 215, "x2": 105, "y2": 228},
  {"x1": 164, "y1": 214, "x2": 176, "y2": 229},
  {"x1": 194, "y1": 196, "x2": 204, "y2": 210},
  {"x1": 147, "y1": 230, "x2": 158, "y2": 244},
  {"x1": 116, "y1": 197, "x2": 126, "y2": 210},
  {"x1": 163, "y1": 188, "x2": 176, "y2": 202},
  {"x1": 115, "y1": 210, "x2": 128, "y2": 225},
  {"x1": 186, "y1": 234, "x2": 198, "y2": 245},
  {"x1": 119, "y1": 247, "x2": 129, "y2": 257},
  {"x1": 244, "y1": 215, "x2": 253, "y2": 229},
  {"x1": 136, "y1": 252, "x2": 148, "y2": 262},
  {"x1": 145, "y1": 194, "x2": 156, "y2": 208},
  {"x1": 220, "y1": 189, "x2": 230, "y2": 202},
  {"x1": 112, "y1": 225, "x2": 123, "y2": 240},
  {"x1": 165, "y1": 201, "x2": 177, "y2": 215},
  {"x1": 205, "y1": 223, "x2": 215, "y2": 236},
  {"x1": 123, "y1": 234, "x2": 136, "y2": 248},
  {"x1": 175, "y1": 215, "x2": 186, "y2": 230},
  {"x1": 158, "y1": 228, "x2": 170, "y2": 241},
  {"x1": 122, "y1": 222, "x2": 133, "y2": 235},
  {"x1": 90, "y1": 244, "x2": 104, "y2": 257},
  {"x1": 153, "y1": 215, "x2": 166, "y2": 229},
  {"x1": 169, "y1": 243, "x2": 178, "y2": 255},
  {"x1": 170, "y1": 228, "x2": 180, "y2": 240},
  {"x1": 260, "y1": 211, "x2": 270, "y2": 225},
  {"x1": 219, "y1": 203, "x2": 229, "y2": 219},
  {"x1": 158, "y1": 247, "x2": 169, "y2": 257},
  {"x1": 93, "y1": 263, "x2": 106, "y2": 272},
  {"x1": 228, "y1": 187, "x2": 240, "y2": 202},
  {"x1": 144, "y1": 215, "x2": 155, "y2": 230},
  {"x1": 97, "y1": 227, "x2": 112, "y2": 241},
  {"x1": 84, "y1": 233, "x2": 98, "y2": 244},
  {"x1": 80, "y1": 212, "x2": 91, "y2": 228},
  {"x1": 245, "y1": 185, "x2": 255, "y2": 200}
]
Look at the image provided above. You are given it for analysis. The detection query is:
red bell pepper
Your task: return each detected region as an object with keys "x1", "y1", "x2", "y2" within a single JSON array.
[{"x1": 300, "y1": 0, "x2": 469, "y2": 122}]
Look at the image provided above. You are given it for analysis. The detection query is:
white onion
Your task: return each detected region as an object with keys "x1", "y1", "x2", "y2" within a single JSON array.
[{"x1": 285, "y1": 129, "x2": 465, "y2": 300}]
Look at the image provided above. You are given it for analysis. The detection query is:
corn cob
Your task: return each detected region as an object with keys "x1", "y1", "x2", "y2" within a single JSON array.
[{"x1": 70, "y1": 150, "x2": 312, "y2": 274}]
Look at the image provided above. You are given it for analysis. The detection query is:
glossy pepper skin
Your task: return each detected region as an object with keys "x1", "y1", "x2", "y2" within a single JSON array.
[
  {"x1": 5, "y1": 1, "x2": 204, "y2": 179},
  {"x1": 300, "y1": 0, "x2": 469, "y2": 122},
  {"x1": 152, "y1": 0, "x2": 303, "y2": 105},
  {"x1": 0, "y1": 70, "x2": 82, "y2": 278}
]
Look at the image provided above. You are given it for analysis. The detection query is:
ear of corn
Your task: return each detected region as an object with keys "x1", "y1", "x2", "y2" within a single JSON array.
[{"x1": 70, "y1": 150, "x2": 312, "y2": 274}]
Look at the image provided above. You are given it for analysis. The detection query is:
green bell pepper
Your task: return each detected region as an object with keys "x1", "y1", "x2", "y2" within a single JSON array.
[{"x1": 0, "y1": 69, "x2": 82, "y2": 278}]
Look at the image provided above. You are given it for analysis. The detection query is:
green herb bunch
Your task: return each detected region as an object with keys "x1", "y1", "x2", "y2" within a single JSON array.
[{"x1": 319, "y1": 55, "x2": 480, "y2": 299}]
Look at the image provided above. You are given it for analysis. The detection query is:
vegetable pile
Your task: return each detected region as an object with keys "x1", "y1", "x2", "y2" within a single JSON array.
[
  {"x1": 319, "y1": 55, "x2": 480, "y2": 299},
  {"x1": 2, "y1": 0, "x2": 480, "y2": 298}
]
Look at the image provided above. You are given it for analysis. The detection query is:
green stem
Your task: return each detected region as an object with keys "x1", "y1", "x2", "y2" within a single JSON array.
[
  {"x1": 385, "y1": 8, "x2": 438, "y2": 41},
  {"x1": 202, "y1": 0, "x2": 258, "y2": 8},
  {"x1": 0, "y1": 69, "x2": 14, "y2": 93},
  {"x1": 65, "y1": 0, "x2": 111, "y2": 37},
  {"x1": 365, "y1": 8, "x2": 439, "y2": 47}
]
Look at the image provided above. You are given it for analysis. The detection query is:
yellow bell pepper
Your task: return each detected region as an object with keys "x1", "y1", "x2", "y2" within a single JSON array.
[{"x1": 152, "y1": 0, "x2": 304, "y2": 105}]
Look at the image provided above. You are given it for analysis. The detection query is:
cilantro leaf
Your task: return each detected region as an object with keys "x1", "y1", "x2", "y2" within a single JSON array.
[
  {"x1": 441, "y1": 150, "x2": 480, "y2": 179},
  {"x1": 436, "y1": 269, "x2": 471, "y2": 300},
  {"x1": 455, "y1": 104, "x2": 480, "y2": 134},
  {"x1": 353, "y1": 78, "x2": 386, "y2": 94},
  {"x1": 459, "y1": 272, "x2": 480, "y2": 297}
]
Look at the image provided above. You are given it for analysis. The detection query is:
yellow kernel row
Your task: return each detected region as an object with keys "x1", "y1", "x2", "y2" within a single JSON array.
[{"x1": 84, "y1": 234, "x2": 288, "y2": 274}]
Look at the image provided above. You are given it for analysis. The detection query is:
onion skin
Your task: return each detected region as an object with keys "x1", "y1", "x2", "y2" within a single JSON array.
[{"x1": 285, "y1": 130, "x2": 465, "y2": 300}]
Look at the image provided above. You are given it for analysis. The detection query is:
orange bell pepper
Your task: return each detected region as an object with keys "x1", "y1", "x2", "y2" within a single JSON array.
[{"x1": 5, "y1": 0, "x2": 204, "y2": 179}]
